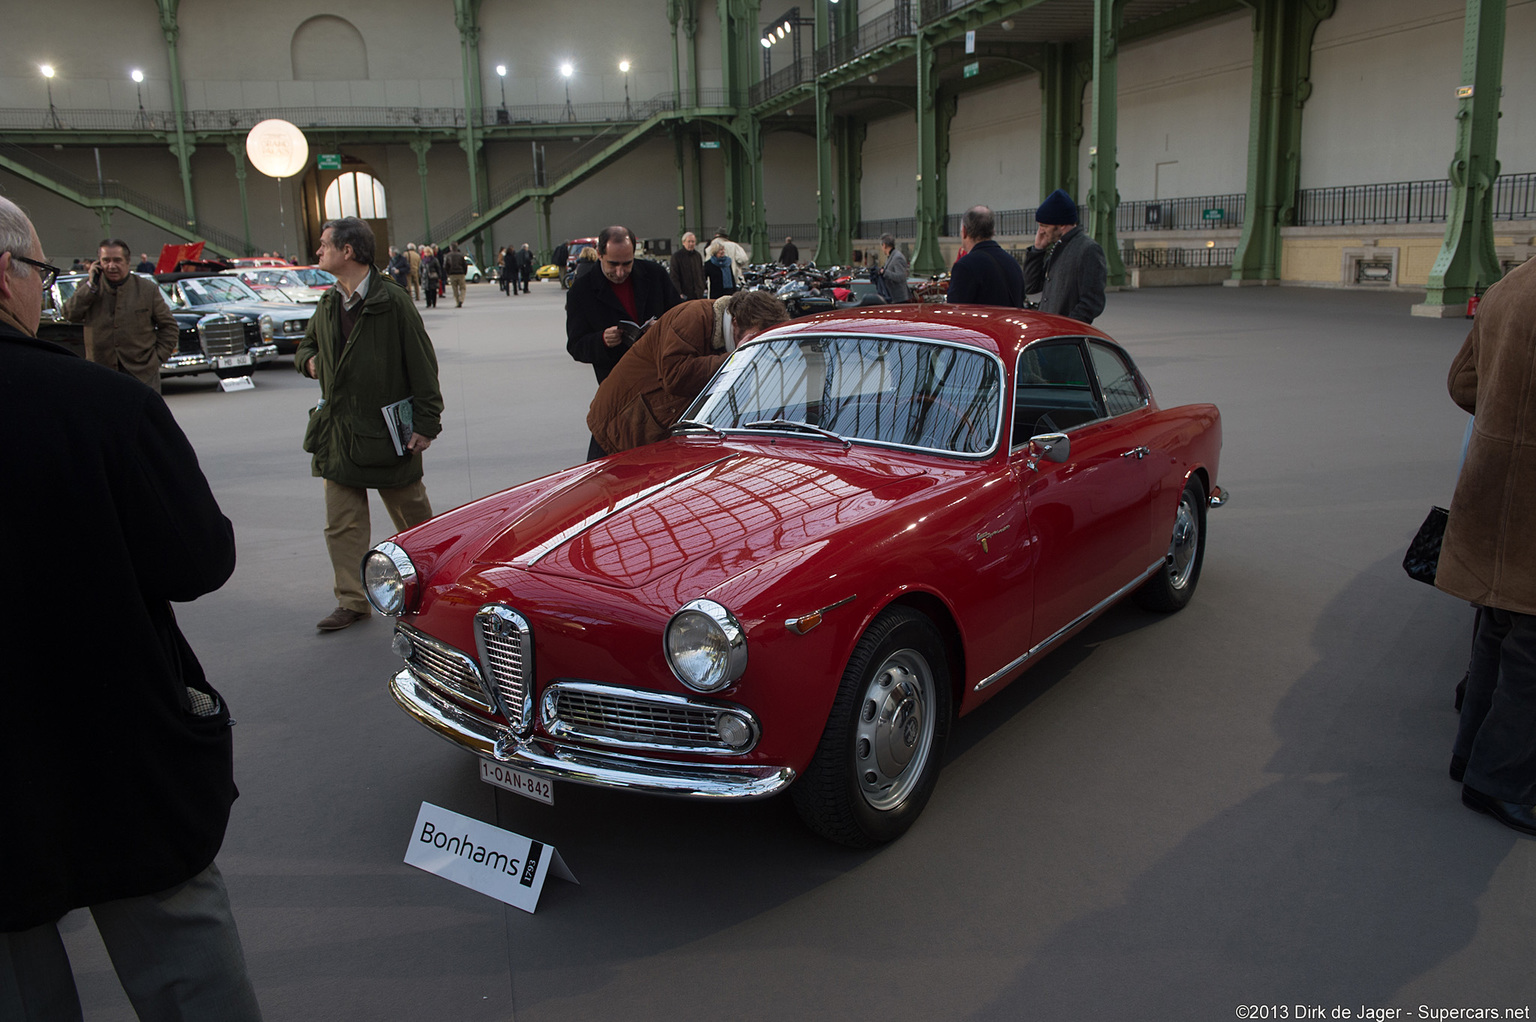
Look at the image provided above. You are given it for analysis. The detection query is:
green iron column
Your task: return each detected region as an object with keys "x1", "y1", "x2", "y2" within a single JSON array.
[
  {"x1": 156, "y1": 0, "x2": 197, "y2": 231},
  {"x1": 668, "y1": 0, "x2": 684, "y2": 104},
  {"x1": 674, "y1": 126, "x2": 690, "y2": 239},
  {"x1": 717, "y1": 0, "x2": 761, "y2": 246},
  {"x1": 455, "y1": 0, "x2": 486, "y2": 264},
  {"x1": 813, "y1": 0, "x2": 835, "y2": 264},
  {"x1": 912, "y1": 31, "x2": 944, "y2": 275},
  {"x1": 1087, "y1": 0, "x2": 1128, "y2": 287},
  {"x1": 226, "y1": 140, "x2": 253, "y2": 255},
  {"x1": 535, "y1": 195, "x2": 552, "y2": 266},
  {"x1": 410, "y1": 139, "x2": 432, "y2": 244},
  {"x1": 747, "y1": 115, "x2": 769, "y2": 256},
  {"x1": 1040, "y1": 42, "x2": 1089, "y2": 198},
  {"x1": 834, "y1": 116, "x2": 865, "y2": 264},
  {"x1": 934, "y1": 92, "x2": 957, "y2": 249},
  {"x1": 1417, "y1": 0, "x2": 1507, "y2": 316},
  {"x1": 1229, "y1": 0, "x2": 1336, "y2": 285}
]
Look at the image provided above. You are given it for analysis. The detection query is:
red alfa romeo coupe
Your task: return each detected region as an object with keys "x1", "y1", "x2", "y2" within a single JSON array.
[{"x1": 365, "y1": 304, "x2": 1225, "y2": 845}]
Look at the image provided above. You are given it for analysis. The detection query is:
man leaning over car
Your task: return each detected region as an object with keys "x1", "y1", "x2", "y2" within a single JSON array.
[{"x1": 61, "y1": 236, "x2": 179, "y2": 392}]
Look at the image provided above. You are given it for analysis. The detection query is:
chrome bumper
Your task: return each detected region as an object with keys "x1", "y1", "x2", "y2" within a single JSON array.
[
  {"x1": 1209, "y1": 485, "x2": 1230, "y2": 508},
  {"x1": 389, "y1": 668, "x2": 795, "y2": 800}
]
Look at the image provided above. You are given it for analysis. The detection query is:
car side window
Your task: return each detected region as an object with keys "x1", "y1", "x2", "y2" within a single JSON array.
[
  {"x1": 1088, "y1": 342, "x2": 1148, "y2": 418},
  {"x1": 1013, "y1": 340, "x2": 1101, "y2": 446}
]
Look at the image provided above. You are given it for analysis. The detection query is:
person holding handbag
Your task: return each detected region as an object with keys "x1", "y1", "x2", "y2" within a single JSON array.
[{"x1": 1437, "y1": 255, "x2": 1536, "y2": 836}]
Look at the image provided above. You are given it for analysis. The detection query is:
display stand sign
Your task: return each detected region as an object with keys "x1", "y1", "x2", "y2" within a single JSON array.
[
  {"x1": 404, "y1": 802, "x2": 577, "y2": 914},
  {"x1": 218, "y1": 376, "x2": 255, "y2": 392}
]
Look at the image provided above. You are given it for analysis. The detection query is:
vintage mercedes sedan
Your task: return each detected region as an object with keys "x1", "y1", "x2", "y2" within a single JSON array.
[{"x1": 365, "y1": 305, "x2": 1226, "y2": 845}]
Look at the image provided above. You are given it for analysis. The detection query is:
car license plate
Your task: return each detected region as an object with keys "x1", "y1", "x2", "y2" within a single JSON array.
[
  {"x1": 215, "y1": 354, "x2": 253, "y2": 369},
  {"x1": 479, "y1": 759, "x2": 553, "y2": 805}
]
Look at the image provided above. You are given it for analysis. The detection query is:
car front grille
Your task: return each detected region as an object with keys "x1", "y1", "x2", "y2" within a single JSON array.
[
  {"x1": 542, "y1": 682, "x2": 759, "y2": 755},
  {"x1": 476, "y1": 606, "x2": 533, "y2": 733},
  {"x1": 398, "y1": 625, "x2": 495, "y2": 713},
  {"x1": 198, "y1": 317, "x2": 246, "y2": 357}
]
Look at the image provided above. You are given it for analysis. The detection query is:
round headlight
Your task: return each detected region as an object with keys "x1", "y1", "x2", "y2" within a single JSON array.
[
  {"x1": 258, "y1": 313, "x2": 273, "y2": 339},
  {"x1": 362, "y1": 541, "x2": 418, "y2": 617},
  {"x1": 664, "y1": 599, "x2": 747, "y2": 692}
]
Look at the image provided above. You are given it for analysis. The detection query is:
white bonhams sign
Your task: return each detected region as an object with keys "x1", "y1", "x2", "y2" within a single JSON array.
[{"x1": 404, "y1": 802, "x2": 577, "y2": 913}]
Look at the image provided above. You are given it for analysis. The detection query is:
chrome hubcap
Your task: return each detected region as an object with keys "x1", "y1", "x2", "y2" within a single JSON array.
[
  {"x1": 1166, "y1": 493, "x2": 1200, "y2": 590},
  {"x1": 855, "y1": 650, "x2": 936, "y2": 811}
]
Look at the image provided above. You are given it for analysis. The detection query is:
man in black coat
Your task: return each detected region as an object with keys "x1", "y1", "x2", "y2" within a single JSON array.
[
  {"x1": 779, "y1": 236, "x2": 800, "y2": 265},
  {"x1": 0, "y1": 196, "x2": 261, "y2": 1019},
  {"x1": 566, "y1": 225, "x2": 683, "y2": 460},
  {"x1": 1021, "y1": 189, "x2": 1108, "y2": 324},
  {"x1": 515, "y1": 243, "x2": 534, "y2": 293},
  {"x1": 947, "y1": 205, "x2": 1025, "y2": 308}
]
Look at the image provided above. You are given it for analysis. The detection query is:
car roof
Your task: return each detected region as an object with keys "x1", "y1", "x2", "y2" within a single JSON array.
[{"x1": 760, "y1": 303, "x2": 1116, "y2": 362}]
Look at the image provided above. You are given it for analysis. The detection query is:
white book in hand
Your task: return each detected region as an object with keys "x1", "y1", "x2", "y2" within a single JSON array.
[{"x1": 382, "y1": 397, "x2": 414, "y2": 457}]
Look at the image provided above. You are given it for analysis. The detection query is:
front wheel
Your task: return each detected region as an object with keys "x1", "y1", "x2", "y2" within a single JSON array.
[
  {"x1": 791, "y1": 607, "x2": 952, "y2": 847},
  {"x1": 1135, "y1": 475, "x2": 1207, "y2": 612}
]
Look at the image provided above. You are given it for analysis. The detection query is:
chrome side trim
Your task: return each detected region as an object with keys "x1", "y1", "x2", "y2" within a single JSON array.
[
  {"x1": 518, "y1": 455, "x2": 737, "y2": 565},
  {"x1": 973, "y1": 558, "x2": 1164, "y2": 692},
  {"x1": 390, "y1": 669, "x2": 794, "y2": 800},
  {"x1": 540, "y1": 680, "x2": 761, "y2": 755}
]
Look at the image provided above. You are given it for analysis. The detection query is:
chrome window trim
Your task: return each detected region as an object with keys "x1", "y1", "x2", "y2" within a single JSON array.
[
  {"x1": 396, "y1": 623, "x2": 497, "y2": 714},
  {"x1": 691, "y1": 330, "x2": 1008, "y2": 460},
  {"x1": 540, "y1": 680, "x2": 761, "y2": 756},
  {"x1": 475, "y1": 604, "x2": 534, "y2": 736}
]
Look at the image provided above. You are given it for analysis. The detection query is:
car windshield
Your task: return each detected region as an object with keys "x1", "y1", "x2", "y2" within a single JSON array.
[
  {"x1": 174, "y1": 276, "x2": 261, "y2": 307},
  {"x1": 687, "y1": 334, "x2": 1002, "y2": 456},
  {"x1": 291, "y1": 267, "x2": 335, "y2": 286}
]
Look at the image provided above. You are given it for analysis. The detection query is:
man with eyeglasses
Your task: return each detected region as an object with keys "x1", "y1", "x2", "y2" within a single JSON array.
[
  {"x1": 60, "y1": 237, "x2": 179, "y2": 392},
  {"x1": 0, "y1": 196, "x2": 264, "y2": 1019},
  {"x1": 566, "y1": 225, "x2": 682, "y2": 460}
]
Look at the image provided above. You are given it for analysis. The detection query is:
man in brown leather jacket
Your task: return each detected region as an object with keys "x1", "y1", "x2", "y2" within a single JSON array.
[{"x1": 61, "y1": 238, "x2": 179, "y2": 392}]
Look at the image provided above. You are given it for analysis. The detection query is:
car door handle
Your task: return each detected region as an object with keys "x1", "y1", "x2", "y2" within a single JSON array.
[{"x1": 1120, "y1": 446, "x2": 1150, "y2": 460}]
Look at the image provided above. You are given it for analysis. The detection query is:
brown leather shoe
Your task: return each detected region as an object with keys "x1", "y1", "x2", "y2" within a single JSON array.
[{"x1": 317, "y1": 606, "x2": 368, "y2": 631}]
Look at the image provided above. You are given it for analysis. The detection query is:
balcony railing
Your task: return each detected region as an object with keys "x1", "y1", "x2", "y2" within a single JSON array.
[
  {"x1": 1119, "y1": 194, "x2": 1245, "y2": 232},
  {"x1": 1295, "y1": 172, "x2": 1536, "y2": 226},
  {"x1": 1121, "y1": 245, "x2": 1237, "y2": 268}
]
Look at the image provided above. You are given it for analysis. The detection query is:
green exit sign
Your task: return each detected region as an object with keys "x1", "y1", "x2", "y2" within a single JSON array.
[
  {"x1": 963, "y1": 61, "x2": 980, "y2": 79},
  {"x1": 318, "y1": 153, "x2": 342, "y2": 170},
  {"x1": 1202, "y1": 208, "x2": 1225, "y2": 221},
  {"x1": 699, "y1": 140, "x2": 720, "y2": 150}
]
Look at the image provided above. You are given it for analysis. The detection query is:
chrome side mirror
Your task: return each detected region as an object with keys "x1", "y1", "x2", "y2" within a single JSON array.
[{"x1": 1025, "y1": 432, "x2": 1070, "y2": 471}]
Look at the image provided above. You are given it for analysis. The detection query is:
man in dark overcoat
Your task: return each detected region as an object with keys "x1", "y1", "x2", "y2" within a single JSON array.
[
  {"x1": 298, "y1": 216, "x2": 444, "y2": 631},
  {"x1": 61, "y1": 236, "x2": 179, "y2": 391},
  {"x1": 566, "y1": 224, "x2": 682, "y2": 460},
  {"x1": 947, "y1": 205, "x2": 1025, "y2": 308},
  {"x1": 1438, "y1": 255, "x2": 1536, "y2": 835},
  {"x1": 0, "y1": 196, "x2": 261, "y2": 1019}
]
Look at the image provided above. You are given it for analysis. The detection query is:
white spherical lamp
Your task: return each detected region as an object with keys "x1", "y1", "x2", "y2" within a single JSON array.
[{"x1": 245, "y1": 119, "x2": 309, "y2": 179}]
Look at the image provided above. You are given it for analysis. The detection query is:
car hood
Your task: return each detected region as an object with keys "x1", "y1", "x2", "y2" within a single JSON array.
[
  {"x1": 194, "y1": 299, "x2": 312, "y2": 320},
  {"x1": 468, "y1": 444, "x2": 928, "y2": 591}
]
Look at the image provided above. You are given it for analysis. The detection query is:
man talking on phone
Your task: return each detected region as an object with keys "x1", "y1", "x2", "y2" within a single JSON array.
[{"x1": 61, "y1": 238, "x2": 179, "y2": 392}]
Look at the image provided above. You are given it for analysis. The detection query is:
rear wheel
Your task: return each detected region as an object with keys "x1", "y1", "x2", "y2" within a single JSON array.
[
  {"x1": 1136, "y1": 476, "x2": 1207, "y2": 612},
  {"x1": 791, "y1": 607, "x2": 952, "y2": 847}
]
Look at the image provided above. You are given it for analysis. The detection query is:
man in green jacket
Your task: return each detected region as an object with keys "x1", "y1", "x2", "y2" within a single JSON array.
[{"x1": 297, "y1": 217, "x2": 444, "y2": 631}]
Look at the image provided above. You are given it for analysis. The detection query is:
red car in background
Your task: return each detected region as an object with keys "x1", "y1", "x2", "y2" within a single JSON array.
[{"x1": 364, "y1": 304, "x2": 1226, "y2": 846}]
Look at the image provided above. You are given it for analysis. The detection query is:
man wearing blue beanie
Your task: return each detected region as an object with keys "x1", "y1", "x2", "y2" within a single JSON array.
[{"x1": 1022, "y1": 188, "x2": 1107, "y2": 324}]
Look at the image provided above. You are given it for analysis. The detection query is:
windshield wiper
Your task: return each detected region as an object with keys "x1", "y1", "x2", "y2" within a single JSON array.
[
  {"x1": 671, "y1": 419, "x2": 726, "y2": 439},
  {"x1": 743, "y1": 418, "x2": 851, "y2": 448}
]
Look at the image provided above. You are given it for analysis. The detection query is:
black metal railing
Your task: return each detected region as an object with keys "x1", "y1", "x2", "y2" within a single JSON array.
[
  {"x1": 857, "y1": 217, "x2": 918, "y2": 238},
  {"x1": 767, "y1": 222, "x2": 820, "y2": 241},
  {"x1": 1295, "y1": 172, "x2": 1536, "y2": 226},
  {"x1": 919, "y1": 0, "x2": 978, "y2": 23},
  {"x1": 1119, "y1": 194, "x2": 1245, "y2": 232},
  {"x1": 1120, "y1": 245, "x2": 1237, "y2": 268},
  {"x1": 0, "y1": 141, "x2": 245, "y2": 252}
]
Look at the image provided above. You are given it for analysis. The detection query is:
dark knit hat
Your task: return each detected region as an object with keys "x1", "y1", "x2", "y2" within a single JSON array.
[{"x1": 1036, "y1": 189, "x2": 1078, "y2": 225}]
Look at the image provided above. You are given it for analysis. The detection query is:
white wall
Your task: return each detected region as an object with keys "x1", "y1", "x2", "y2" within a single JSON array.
[
  {"x1": 948, "y1": 76, "x2": 1043, "y2": 212},
  {"x1": 860, "y1": 113, "x2": 917, "y2": 220}
]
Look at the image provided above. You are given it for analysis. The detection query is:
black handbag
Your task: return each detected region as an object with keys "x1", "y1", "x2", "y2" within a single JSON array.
[{"x1": 1403, "y1": 506, "x2": 1449, "y2": 585}]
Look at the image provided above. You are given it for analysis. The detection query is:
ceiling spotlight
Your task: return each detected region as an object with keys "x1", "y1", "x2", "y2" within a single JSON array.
[
  {"x1": 40, "y1": 64, "x2": 55, "y2": 78},
  {"x1": 761, "y1": 37, "x2": 772, "y2": 48},
  {"x1": 560, "y1": 62, "x2": 573, "y2": 78},
  {"x1": 131, "y1": 68, "x2": 144, "y2": 83},
  {"x1": 496, "y1": 64, "x2": 507, "y2": 77},
  {"x1": 619, "y1": 60, "x2": 630, "y2": 73}
]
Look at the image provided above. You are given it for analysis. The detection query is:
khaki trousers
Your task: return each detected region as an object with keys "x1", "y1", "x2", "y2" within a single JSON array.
[
  {"x1": 449, "y1": 274, "x2": 466, "y2": 306},
  {"x1": 407, "y1": 270, "x2": 420, "y2": 299},
  {"x1": 324, "y1": 478, "x2": 433, "y2": 613}
]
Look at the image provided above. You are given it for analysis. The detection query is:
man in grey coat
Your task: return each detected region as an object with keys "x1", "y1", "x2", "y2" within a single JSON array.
[
  {"x1": 1021, "y1": 189, "x2": 1107, "y2": 324},
  {"x1": 877, "y1": 233, "x2": 910, "y2": 303}
]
